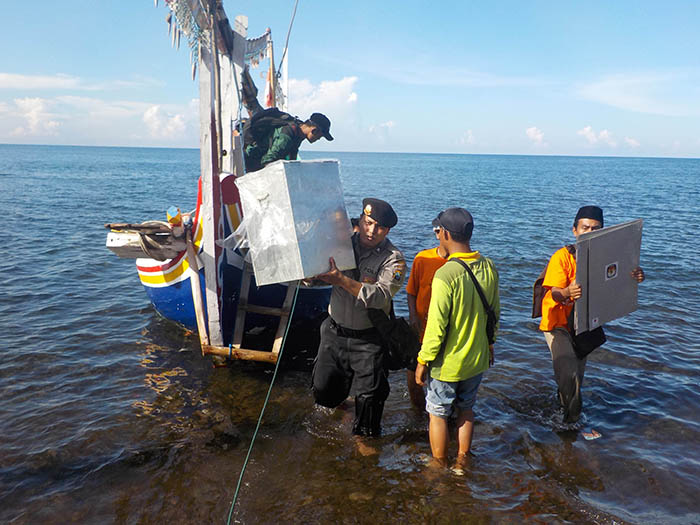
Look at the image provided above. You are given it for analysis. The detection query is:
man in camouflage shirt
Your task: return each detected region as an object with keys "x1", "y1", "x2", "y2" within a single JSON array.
[{"x1": 243, "y1": 110, "x2": 333, "y2": 172}]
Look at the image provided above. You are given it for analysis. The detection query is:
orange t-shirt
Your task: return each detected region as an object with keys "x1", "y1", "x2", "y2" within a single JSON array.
[
  {"x1": 406, "y1": 247, "x2": 448, "y2": 340},
  {"x1": 539, "y1": 246, "x2": 576, "y2": 331}
]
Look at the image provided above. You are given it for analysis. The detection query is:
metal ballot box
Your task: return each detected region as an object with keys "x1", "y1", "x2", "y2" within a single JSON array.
[
  {"x1": 235, "y1": 160, "x2": 356, "y2": 286},
  {"x1": 575, "y1": 219, "x2": 643, "y2": 333}
]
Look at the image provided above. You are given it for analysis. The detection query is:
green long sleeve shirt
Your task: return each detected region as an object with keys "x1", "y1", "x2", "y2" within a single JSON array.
[
  {"x1": 418, "y1": 251, "x2": 500, "y2": 382},
  {"x1": 244, "y1": 123, "x2": 304, "y2": 172}
]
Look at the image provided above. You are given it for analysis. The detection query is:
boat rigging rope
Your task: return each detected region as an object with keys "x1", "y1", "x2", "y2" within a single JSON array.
[
  {"x1": 276, "y1": 0, "x2": 299, "y2": 79},
  {"x1": 226, "y1": 281, "x2": 301, "y2": 524}
]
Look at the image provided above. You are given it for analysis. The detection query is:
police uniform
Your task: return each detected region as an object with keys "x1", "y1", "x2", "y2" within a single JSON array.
[{"x1": 312, "y1": 199, "x2": 405, "y2": 437}]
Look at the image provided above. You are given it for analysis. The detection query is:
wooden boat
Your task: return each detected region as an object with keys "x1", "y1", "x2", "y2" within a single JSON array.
[{"x1": 105, "y1": 0, "x2": 330, "y2": 363}]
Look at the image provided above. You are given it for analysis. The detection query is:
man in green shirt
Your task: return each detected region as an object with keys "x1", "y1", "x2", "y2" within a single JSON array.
[
  {"x1": 415, "y1": 207, "x2": 500, "y2": 469},
  {"x1": 243, "y1": 109, "x2": 333, "y2": 172}
]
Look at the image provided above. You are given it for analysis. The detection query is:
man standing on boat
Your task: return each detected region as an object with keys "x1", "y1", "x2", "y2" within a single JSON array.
[
  {"x1": 242, "y1": 108, "x2": 333, "y2": 172},
  {"x1": 312, "y1": 198, "x2": 406, "y2": 440}
]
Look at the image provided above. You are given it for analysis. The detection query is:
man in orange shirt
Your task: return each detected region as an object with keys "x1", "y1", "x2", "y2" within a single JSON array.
[
  {"x1": 540, "y1": 206, "x2": 645, "y2": 423},
  {"x1": 405, "y1": 217, "x2": 450, "y2": 408}
]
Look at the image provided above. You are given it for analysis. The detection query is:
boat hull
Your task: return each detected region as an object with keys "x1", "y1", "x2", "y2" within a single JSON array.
[{"x1": 135, "y1": 174, "x2": 331, "y2": 348}]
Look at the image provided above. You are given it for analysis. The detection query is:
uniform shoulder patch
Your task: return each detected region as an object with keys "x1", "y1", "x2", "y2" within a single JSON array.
[{"x1": 392, "y1": 261, "x2": 405, "y2": 282}]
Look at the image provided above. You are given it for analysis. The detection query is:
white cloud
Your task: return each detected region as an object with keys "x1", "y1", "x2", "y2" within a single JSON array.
[
  {"x1": 459, "y1": 130, "x2": 475, "y2": 145},
  {"x1": 624, "y1": 137, "x2": 640, "y2": 148},
  {"x1": 143, "y1": 105, "x2": 186, "y2": 139},
  {"x1": 10, "y1": 97, "x2": 60, "y2": 136},
  {"x1": 288, "y1": 76, "x2": 358, "y2": 121},
  {"x1": 0, "y1": 73, "x2": 80, "y2": 90},
  {"x1": 598, "y1": 129, "x2": 616, "y2": 147},
  {"x1": 0, "y1": 72, "x2": 163, "y2": 93},
  {"x1": 367, "y1": 120, "x2": 396, "y2": 143},
  {"x1": 577, "y1": 125, "x2": 616, "y2": 147},
  {"x1": 578, "y1": 71, "x2": 700, "y2": 117},
  {"x1": 56, "y1": 95, "x2": 148, "y2": 119},
  {"x1": 525, "y1": 126, "x2": 545, "y2": 146},
  {"x1": 0, "y1": 93, "x2": 198, "y2": 146},
  {"x1": 577, "y1": 125, "x2": 597, "y2": 144},
  {"x1": 369, "y1": 121, "x2": 395, "y2": 133}
]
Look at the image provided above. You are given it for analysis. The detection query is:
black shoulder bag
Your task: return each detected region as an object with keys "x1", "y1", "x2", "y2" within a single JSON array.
[
  {"x1": 367, "y1": 303, "x2": 420, "y2": 371},
  {"x1": 450, "y1": 258, "x2": 498, "y2": 345},
  {"x1": 567, "y1": 310, "x2": 606, "y2": 360}
]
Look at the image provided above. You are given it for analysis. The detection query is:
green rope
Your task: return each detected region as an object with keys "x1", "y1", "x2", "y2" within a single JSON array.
[{"x1": 226, "y1": 281, "x2": 301, "y2": 524}]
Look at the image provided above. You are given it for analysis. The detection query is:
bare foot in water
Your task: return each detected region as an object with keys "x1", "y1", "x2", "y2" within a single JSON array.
[
  {"x1": 355, "y1": 437, "x2": 379, "y2": 456},
  {"x1": 452, "y1": 452, "x2": 471, "y2": 475},
  {"x1": 428, "y1": 456, "x2": 448, "y2": 469}
]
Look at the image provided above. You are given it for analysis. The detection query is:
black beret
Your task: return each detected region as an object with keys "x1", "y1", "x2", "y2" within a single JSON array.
[
  {"x1": 362, "y1": 198, "x2": 397, "y2": 228},
  {"x1": 574, "y1": 205, "x2": 604, "y2": 227}
]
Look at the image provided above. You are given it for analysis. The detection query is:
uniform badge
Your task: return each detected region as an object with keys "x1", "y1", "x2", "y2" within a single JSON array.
[
  {"x1": 393, "y1": 269, "x2": 403, "y2": 282},
  {"x1": 364, "y1": 204, "x2": 372, "y2": 216}
]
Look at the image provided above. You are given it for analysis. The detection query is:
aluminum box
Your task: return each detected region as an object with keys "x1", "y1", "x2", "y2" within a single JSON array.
[
  {"x1": 235, "y1": 160, "x2": 356, "y2": 286},
  {"x1": 574, "y1": 219, "x2": 643, "y2": 333}
]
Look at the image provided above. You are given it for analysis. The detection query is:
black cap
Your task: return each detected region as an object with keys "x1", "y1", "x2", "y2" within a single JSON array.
[
  {"x1": 362, "y1": 198, "x2": 397, "y2": 228},
  {"x1": 309, "y1": 112, "x2": 333, "y2": 141},
  {"x1": 434, "y1": 207, "x2": 474, "y2": 236},
  {"x1": 574, "y1": 205, "x2": 604, "y2": 227}
]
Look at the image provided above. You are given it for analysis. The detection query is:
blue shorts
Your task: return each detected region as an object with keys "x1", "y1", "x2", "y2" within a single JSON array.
[{"x1": 425, "y1": 373, "x2": 483, "y2": 418}]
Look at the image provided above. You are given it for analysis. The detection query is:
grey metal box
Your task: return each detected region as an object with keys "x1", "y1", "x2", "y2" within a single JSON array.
[
  {"x1": 575, "y1": 219, "x2": 643, "y2": 333},
  {"x1": 235, "y1": 160, "x2": 356, "y2": 286}
]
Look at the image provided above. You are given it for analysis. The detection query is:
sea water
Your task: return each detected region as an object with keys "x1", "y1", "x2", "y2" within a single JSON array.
[{"x1": 0, "y1": 144, "x2": 698, "y2": 523}]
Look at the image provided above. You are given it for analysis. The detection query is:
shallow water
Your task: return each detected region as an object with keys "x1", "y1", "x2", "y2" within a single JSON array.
[{"x1": 1, "y1": 145, "x2": 699, "y2": 523}]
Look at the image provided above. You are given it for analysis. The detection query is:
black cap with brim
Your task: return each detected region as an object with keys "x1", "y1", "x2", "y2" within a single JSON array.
[
  {"x1": 435, "y1": 207, "x2": 474, "y2": 236},
  {"x1": 362, "y1": 198, "x2": 397, "y2": 228},
  {"x1": 309, "y1": 112, "x2": 333, "y2": 141}
]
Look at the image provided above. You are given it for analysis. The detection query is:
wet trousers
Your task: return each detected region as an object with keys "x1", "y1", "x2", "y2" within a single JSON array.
[
  {"x1": 312, "y1": 317, "x2": 390, "y2": 437},
  {"x1": 544, "y1": 328, "x2": 587, "y2": 423}
]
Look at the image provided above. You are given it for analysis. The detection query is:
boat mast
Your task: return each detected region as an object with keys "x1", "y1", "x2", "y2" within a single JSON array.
[{"x1": 195, "y1": 0, "x2": 246, "y2": 346}]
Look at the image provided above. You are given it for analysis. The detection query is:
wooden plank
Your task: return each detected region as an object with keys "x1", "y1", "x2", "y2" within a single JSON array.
[
  {"x1": 219, "y1": 52, "x2": 234, "y2": 175},
  {"x1": 272, "y1": 282, "x2": 298, "y2": 355},
  {"x1": 230, "y1": 17, "x2": 247, "y2": 177},
  {"x1": 198, "y1": 31, "x2": 224, "y2": 347},
  {"x1": 231, "y1": 265, "x2": 252, "y2": 348},
  {"x1": 186, "y1": 230, "x2": 210, "y2": 349},
  {"x1": 202, "y1": 345, "x2": 278, "y2": 364},
  {"x1": 243, "y1": 304, "x2": 289, "y2": 317},
  {"x1": 104, "y1": 223, "x2": 171, "y2": 233},
  {"x1": 106, "y1": 231, "x2": 186, "y2": 260}
]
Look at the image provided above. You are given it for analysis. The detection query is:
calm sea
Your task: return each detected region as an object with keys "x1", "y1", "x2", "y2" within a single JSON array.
[{"x1": 1, "y1": 144, "x2": 698, "y2": 524}]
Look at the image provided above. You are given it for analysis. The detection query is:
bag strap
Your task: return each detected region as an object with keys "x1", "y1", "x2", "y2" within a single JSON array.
[{"x1": 449, "y1": 257, "x2": 495, "y2": 318}]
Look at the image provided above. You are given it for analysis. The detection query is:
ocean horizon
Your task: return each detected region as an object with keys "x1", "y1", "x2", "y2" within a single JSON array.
[{"x1": 3, "y1": 141, "x2": 699, "y2": 160}]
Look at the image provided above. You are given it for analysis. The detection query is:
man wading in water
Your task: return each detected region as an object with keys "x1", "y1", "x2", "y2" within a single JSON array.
[
  {"x1": 415, "y1": 208, "x2": 500, "y2": 469},
  {"x1": 539, "y1": 206, "x2": 645, "y2": 423},
  {"x1": 311, "y1": 198, "x2": 406, "y2": 453}
]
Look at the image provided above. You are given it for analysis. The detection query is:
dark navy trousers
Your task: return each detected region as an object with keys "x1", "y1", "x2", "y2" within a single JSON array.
[{"x1": 312, "y1": 317, "x2": 389, "y2": 436}]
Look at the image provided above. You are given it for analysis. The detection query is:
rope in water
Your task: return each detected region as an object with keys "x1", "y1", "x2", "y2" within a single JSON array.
[{"x1": 226, "y1": 281, "x2": 301, "y2": 524}]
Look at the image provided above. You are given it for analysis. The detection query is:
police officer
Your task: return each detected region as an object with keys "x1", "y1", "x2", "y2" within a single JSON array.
[{"x1": 312, "y1": 198, "x2": 406, "y2": 437}]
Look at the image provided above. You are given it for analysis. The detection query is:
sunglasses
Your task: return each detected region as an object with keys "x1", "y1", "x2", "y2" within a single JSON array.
[{"x1": 433, "y1": 226, "x2": 441, "y2": 234}]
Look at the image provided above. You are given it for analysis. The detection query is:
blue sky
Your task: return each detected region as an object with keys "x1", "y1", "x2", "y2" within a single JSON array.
[{"x1": 1, "y1": 1, "x2": 699, "y2": 157}]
